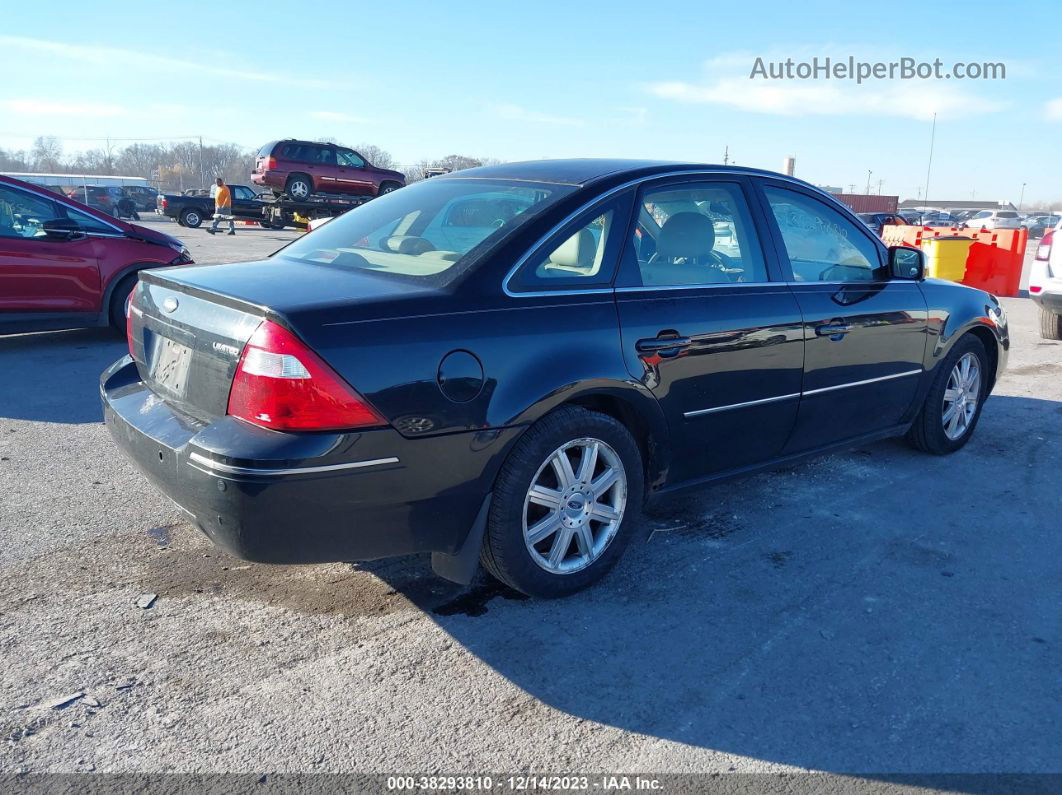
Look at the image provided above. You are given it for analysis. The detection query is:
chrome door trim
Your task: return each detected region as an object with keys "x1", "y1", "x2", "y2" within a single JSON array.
[
  {"x1": 683, "y1": 369, "x2": 923, "y2": 418},
  {"x1": 684, "y1": 392, "x2": 800, "y2": 418},
  {"x1": 801, "y1": 369, "x2": 923, "y2": 397},
  {"x1": 188, "y1": 452, "x2": 400, "y2": 477}
]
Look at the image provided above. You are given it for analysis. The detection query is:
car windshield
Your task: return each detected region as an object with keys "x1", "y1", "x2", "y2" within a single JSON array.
[{"x1": 276, "y1": 177, "x2": 574, "y2": 284}]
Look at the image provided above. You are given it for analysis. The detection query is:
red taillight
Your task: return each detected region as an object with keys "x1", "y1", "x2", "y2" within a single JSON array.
[
  {"x1": 161, "y1": 197, "x2": 168, "y2": 209},
  {"x1": 267, "y1": 156, "x2": 277, "y2": 170},
  {"x1": 226, "y1": 320, "x2": 385, "y2": 431},
  {"x1": 1036, "y1": 230, "x2": 1053, "y2": 261},
  {"x1": 1030, "y1": 285, "x2": 1043, "y2": 293}
]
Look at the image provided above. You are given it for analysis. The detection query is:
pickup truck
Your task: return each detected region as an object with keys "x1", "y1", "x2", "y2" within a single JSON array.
[{"x1": 156, "y1": 185, "x2": 277, "y2": 228}]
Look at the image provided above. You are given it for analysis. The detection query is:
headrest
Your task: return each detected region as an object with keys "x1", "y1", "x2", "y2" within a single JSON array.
[
  {"x1": 657, "y1": 212, "x2": 715, "y2": 260},
  {"x1": 550, "y1": 228, "x2": 596, "y2": 269},
  {"x1": 383, "y1": 235, "x2": 435, "y2": 255}
]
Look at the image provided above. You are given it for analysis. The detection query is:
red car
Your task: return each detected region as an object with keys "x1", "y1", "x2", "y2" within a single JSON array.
[
  {"x1": 251, "y1": 139, "x2": 405, "y2": 200},
  {"x1": 0, "y1": 175, "x2": 193, "y2": 334}
]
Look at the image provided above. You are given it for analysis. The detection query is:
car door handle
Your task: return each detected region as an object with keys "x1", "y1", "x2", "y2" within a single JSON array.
[
  {"x1": 815, "y1": 322, "x2": 852, "y2": 339},
  {"x1": 636, "y1": 336, "x2": 692, "y2": 355}
]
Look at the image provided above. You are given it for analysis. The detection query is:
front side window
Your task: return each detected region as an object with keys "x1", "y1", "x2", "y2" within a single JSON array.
[
  {"x1": 764, "y1": 187, "x2": 883, "y2": 282},
  {"x1": 276, "y1": 177, "x2": 574, "y2": 285},
  {"x1": 0, "y1": 186, "x2": 61, "y2": 238},
  {"x1": 337, "y1": 149, "x2": 365, "y2": 168},
  {"x1": 630, "y1": 182, "x2": 767, "y2": 287}
]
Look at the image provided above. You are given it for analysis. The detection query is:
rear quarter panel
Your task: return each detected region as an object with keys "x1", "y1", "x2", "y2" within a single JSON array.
[{"x1": 290, "y1": 293, "x2": 668, "y2": 487}]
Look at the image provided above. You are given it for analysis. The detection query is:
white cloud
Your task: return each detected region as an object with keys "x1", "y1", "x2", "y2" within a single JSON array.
[
  {"x1": 309, "y1": 110, "x2": 368, "y2": 123},
  {"x1": 644, "y1": 49, "x2": 1007, "y2": 121},
  {"x1": 1, "y1": 99, "x2": 128, "y2": 117},
  {"x1": 0, "y1": 35, "x2": 331, "y2": 88},
  {"x1": 1046, "y1": 97, "x2": 1062, "y2": 120},
  {"x1": 491, "y1": 103, "x2": 585, "y2": 127}
]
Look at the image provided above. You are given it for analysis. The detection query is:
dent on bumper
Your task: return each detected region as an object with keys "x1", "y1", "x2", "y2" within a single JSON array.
[{"x1": 100, "y1": 356, "x2": 518, "y2": 564}]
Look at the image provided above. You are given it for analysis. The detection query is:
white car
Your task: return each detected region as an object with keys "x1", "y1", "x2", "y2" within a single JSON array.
[
  {"x1": 963, "y1": 209, "x2": 1022, "y2": 230},
  {"x1": 1029, "y1": 221, "x2": 1062, "y2": 339}
]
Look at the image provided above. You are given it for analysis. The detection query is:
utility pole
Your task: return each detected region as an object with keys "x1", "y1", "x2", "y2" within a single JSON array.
[
  {"x1": 847, "y1": 184, "x2": 857, "y2": 194},
  {"x1": 723, "y1": 145, "x2": 729, "y2": 166},
  {"x1": 865, "y1": 169, "x2": 872, "y2": 195},
  {"x1": 876, "y1": 179, "x2": 884, "y2": 195},
  {"x1": 923, "y1": 112, "x2": 937, "y2": 213},
  {"x1": 198, "y1": 136, "x2": 205, "y2": 188},
  {"x1": 1018, "y1": 182, "x2": 1026, "y2": 212}
]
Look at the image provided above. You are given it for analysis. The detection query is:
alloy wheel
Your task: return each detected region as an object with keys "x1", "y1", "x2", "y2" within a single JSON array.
[
  {"x1": 942, "y1": 352, "x2": 981, "y2": 440},
  {"x1": 522, "y1": 438, "x2": 627, "y2": 574}
]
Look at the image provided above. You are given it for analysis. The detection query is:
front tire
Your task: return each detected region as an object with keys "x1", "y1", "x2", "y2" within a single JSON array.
[
  {"x1": 906, "y1": 335, "x2": 989, "y2": 454},
  {"x1": 108, "y1": 273, "x2": 138, "y2": 331},
  {"x1": 481, "y1": 406, "x2": 644, "y2": 598},
  {"x1": 1039, "y1": 306, "x2": 1062, "y2": 340}
]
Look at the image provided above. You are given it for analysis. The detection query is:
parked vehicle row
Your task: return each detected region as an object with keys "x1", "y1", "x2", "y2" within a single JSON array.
[
  {"x1": 101, "y1": 160, "x2": 1008, "y2": 598},
  {"x1": 0, "y1": 175, "x2": 192, "y2": 334}
]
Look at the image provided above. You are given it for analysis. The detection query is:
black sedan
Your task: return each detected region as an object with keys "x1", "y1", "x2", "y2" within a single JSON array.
[{"x1": 102, "y1": 160, "x2": 1009, "y2": 598}]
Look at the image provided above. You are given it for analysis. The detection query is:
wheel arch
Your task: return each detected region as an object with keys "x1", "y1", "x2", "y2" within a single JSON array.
[
  {"x1": 99, "y1": 262, "x2": 164, "y2": 324},
  {"x1": 506, "y1": 382, "x2": 671, "y2": 491}
]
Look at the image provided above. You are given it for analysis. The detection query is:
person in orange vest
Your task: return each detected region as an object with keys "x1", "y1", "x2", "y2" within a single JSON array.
[{"x1": 207, "y1": 177, "x2": 235, "y2": 235}]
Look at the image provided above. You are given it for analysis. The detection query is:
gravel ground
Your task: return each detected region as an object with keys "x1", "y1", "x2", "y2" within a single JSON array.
[{"x1": 0, "y1": 230, "x2": 1059, "y2": 776}]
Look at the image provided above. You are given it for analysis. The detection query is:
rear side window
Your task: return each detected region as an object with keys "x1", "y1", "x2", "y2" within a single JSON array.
[
  {"x1": 764, "y1": 186, "x2": 884, "y2": 282},
  {"x1": 508, "y1": 207, "x2": 618, "y2": 292},
  {"x1": 257, "y1": 141, "x2": 277, "y2": 157}
]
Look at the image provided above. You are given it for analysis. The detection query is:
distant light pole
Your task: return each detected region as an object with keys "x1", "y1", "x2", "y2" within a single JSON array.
[
  {"x1": 1017, "y1": 182, "x2": 1026, "y2": 212},
  {"x1": 923, "y1": 112, "x2": 937, "y2": 213},
  {"x1": 865, "y1": 170, "x2": 872, "y2": 195}
]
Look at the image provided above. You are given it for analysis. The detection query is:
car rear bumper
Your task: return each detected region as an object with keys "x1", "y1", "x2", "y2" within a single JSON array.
[
  {"x1": 251, "y1": 173, "x2": 281, "y2": 189},
  {"x1": 100, "y1": 355, "x2": 520, "y2": 564},
  {"x1": 1031, "y1": 289, "x2": 1062, "y2": 313}
]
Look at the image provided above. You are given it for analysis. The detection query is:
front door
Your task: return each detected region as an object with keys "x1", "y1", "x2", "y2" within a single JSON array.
[
  {"x1": 335, "y1": 148, "x2": 375, "y2": 196},
  {"x1": 614, "y1": 178, "x2": 805, "y2": 485},
  {"x1": 0, "y1": 184, "x2": 100, "y2": 315},
  {"x1": 757, "y1": 181, "x2": 928, "y2": 452}
]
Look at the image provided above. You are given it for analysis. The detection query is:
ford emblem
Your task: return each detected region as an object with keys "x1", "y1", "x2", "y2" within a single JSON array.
[{"x1": 162, "y1": 297, "x2": 179, "y2": 313}]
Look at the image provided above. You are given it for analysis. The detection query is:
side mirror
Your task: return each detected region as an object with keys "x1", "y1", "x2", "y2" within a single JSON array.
[
  {"x1": 888, "y1": 245, "x2": 924, "y2": 280},
  {"x1": 41, "y1": 219, "x2": 86, "y2": 241}
]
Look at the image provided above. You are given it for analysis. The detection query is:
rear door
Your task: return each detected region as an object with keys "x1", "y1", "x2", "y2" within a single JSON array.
[
  {"x1": 614, "y1": 176, "x2": 805, "y2": 484},
  {"x1": 755, "y1": 179, "x2": 928, "y2": 452},
  {"x1": 0, "y1": 183, "x2": 101, "y2": 315}
]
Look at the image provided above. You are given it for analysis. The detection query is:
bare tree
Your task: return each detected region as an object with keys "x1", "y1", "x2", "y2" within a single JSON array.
[
  {"x1": 0, "y1": 147, "x2": 31, "y2": 171},
  {"x1": 31, "y1": 136, "x2": 63, "y2": 172},
  {"x1": 355, "y1": 143, "x2": 396, "y2": 170}
]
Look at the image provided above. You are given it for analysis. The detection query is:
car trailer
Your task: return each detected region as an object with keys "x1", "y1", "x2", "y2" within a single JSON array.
[{"x1": 261, "y1": 193, "x2": 372, "y2": 230}]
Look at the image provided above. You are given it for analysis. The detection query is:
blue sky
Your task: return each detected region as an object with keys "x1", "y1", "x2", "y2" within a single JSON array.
[{"x1": 1, "y1": 0, "x2": 1059, "y2": 203}]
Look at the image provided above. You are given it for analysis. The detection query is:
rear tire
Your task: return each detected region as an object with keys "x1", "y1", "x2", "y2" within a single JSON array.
[
  {"x1": 905, "y1": 334, "x2": 989, "y2": 455},
  {"x1": 285, "y1": 174, "x2": 313, "y2": 200},
  {"x1": 108, "y1": 273, "x2": 138, "y2": 331},
  {"x1": 1039, "y1": 306, "x2": 1062, "y2": 340},
  {"x1": 180, "y1": 208, "x2": 202, "y2": 228},
  {"x1": 481, "y1": 406, "x2": 644, "y2": 598},
  {"x1": 378, "y1": 181, "x2": 401, "y2": 196}
]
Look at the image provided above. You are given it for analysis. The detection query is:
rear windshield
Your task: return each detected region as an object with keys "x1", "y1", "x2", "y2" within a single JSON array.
[
  {"x1": 996, "y1": 211, "x2": 1018, "y2": 218},
  {"x1": 275, "y1": 178, "x2": 575, "y2": 285}
]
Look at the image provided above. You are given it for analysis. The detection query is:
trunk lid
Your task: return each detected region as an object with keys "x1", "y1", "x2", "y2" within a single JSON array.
[{"x1": 129, "y1": 259, "x2": 445, "y2": 421}]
